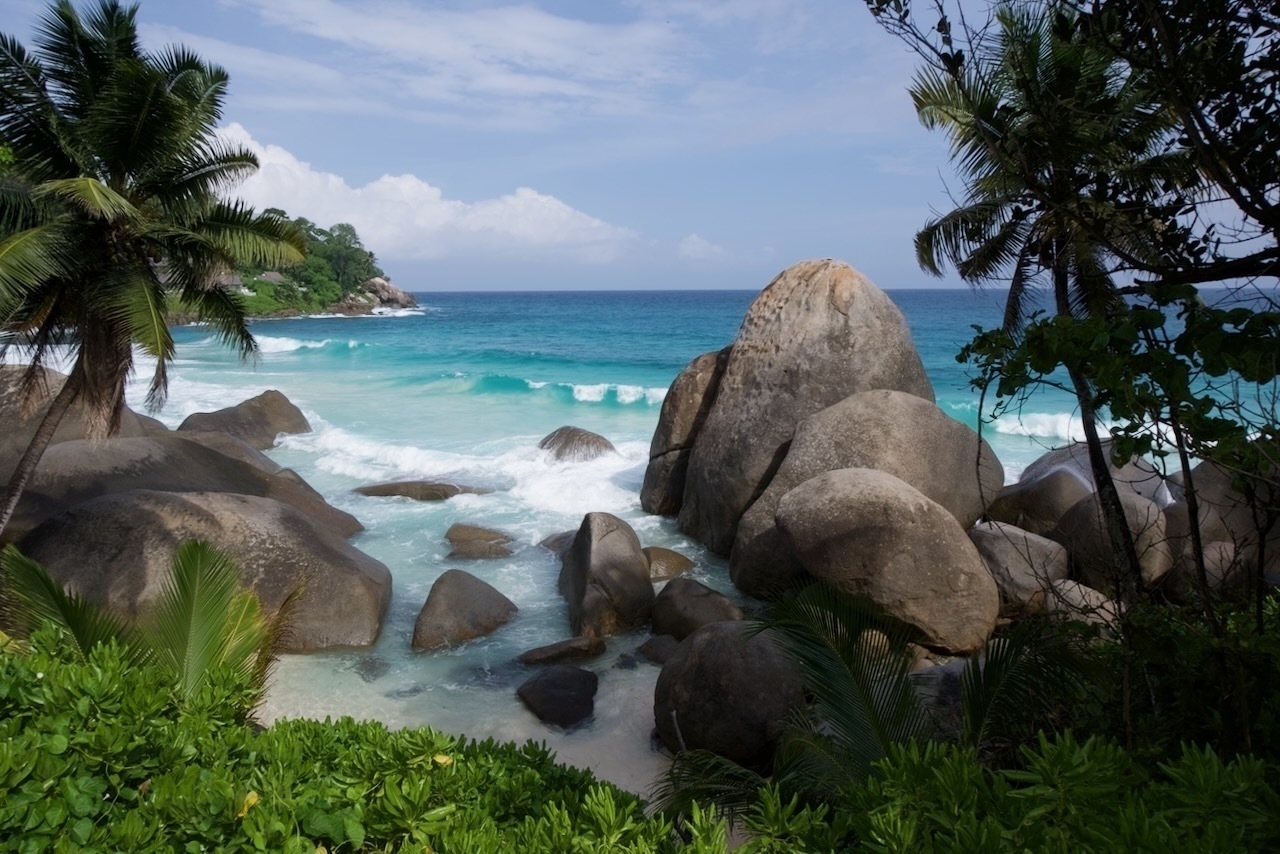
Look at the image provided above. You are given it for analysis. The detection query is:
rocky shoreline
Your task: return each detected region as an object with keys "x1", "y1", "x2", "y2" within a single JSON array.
[{"x1": 4, "y1": 257, "x2": 1272, "y2": 791}]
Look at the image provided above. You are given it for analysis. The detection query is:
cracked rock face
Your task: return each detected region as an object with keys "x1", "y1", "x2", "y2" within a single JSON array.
[{"x1": 675, "y1": 259, "x2": 934, "y2": 556}]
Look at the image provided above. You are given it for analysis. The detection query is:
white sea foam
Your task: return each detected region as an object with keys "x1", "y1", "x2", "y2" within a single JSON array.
[
  {"x1": 991, "y1": 412, "x2": 1113, "y2": 443},
  {"x1": 255, "y1": 336, "x2": 332, "y2": 353},
  {"x1": 571, "y1": 383, "x2": 609, "y2": 402},
  {"x1": 615, "y1": 384, "x2": 645, "y2": 404}
]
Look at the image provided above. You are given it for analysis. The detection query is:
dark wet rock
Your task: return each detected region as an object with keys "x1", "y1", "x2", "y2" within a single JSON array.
[
  {"x1": 651, "y1": 577, "x2": 743, "y2": 641},
  {"x1": 352, "y1": 655, "x2": 390, "y2": 683},
  {"x1": 412, "y1": 569, "x2": 518, "y2": 651},
  {"x1": 614, "y1": 653, "x2": 640, "y2": 670},
  {"x1": 517, "y1": 665, "x2": 599, "y2": 729},
  {"x1": 445, "y1": 523, "x2": 515, "y2": 559},
  {"x1": 354, "y1": 481, "x2": 492, "y2": 501},
  {"x1": 638, "y1": 634, "x2": 680, "y2": 665},
  {"x1": 177, "y1": 389, "x2": 311, "y2": 450},
  {"x1": 519, "y1": 636, "x2": 606, "y2": 666},
  {"x1": 654, "y1": 621, "x2": 805, "y2": 772},
  {"x1": 538, "y1": 426, "x2": 616, "y2": 462},
  {"x1": 539, "y1": 530, "x2": 577, "y2": 559}
]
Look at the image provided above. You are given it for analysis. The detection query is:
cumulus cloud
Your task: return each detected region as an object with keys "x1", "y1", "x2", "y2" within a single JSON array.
[
  {"x1": 219, "y1": 123, "x2": 637, "y2": 264},
  {"x1": 678, "y1": 233, "x2": 726, "y2": 261}
]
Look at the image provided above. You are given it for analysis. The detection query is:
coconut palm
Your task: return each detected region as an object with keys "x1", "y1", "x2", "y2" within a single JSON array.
[
  {"x1": 0, "y1": 0, "x2": 305, "y2": 536},
  {"x1": 910, "y1": 3, "x2": 1187, "y2": 586}
]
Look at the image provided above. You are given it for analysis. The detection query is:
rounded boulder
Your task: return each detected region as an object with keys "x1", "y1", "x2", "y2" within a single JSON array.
[
  {"x1": 653, "y1": 621, "x2": 805, "y2": 772},
  {"x1": 413, "y1": 569, "x2": 518, "y2": 651},
  {"x1": 557, "y1": 513, "x2": 655, "y2": 637},
  {"x1": 775, "y1": 468, "x2": 998, "y2": 654},
  {"x1": 177, "y1": 389, "x2": 311, "y2": 450}
]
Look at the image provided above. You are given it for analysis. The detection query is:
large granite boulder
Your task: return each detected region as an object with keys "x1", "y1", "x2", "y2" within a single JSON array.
[
  {"x1": 1019, "y1": 440, "x2": 1172, "y2": 506},
  {"x1": 538, "y1": 426, "x2": 616, "y2": 462},
  {"x1": 557, "y1": 513, "x2": 655, "y2": 637},
  {"x1": 732, "y1": 389, "x2": 1003, "y2": 598},
  {"x1": 177, "y1": 389, "x2": 311, "y2": 450},
  {"x1": 776, "y1": 468, "x2": 999, "y2": 654},
  {"x1": 18, "y1": 490, "x2": 391, "y2": 650},
  {"x1": 174, "y1": 431, "x2": 283, "y2": 474},
  {"x1": 1, "y1": 366, "x2": 148, "y2": 476},
  {"x1": 1050, "y1": 491, "x2": 1174, "y2": 590},
  {"x1": 640, "y1": 348, "x2": 730, "y2": 516},
  {"x1": 354, "y1": 481, "x2": 491, "y2": 501},
  {"x1": 445, "y1": 523, "x2": 515, "y2": 559},
  {"x1": 969, "y1": 521, "x2": 1069, "y2": 617},
  {"x1": 653, "y1": 621, "x2": 805, "y2": 772},
  {"x1": 517, "y1": 665, "x2": 598, "y2": 729},
  {"x1": 1045, "y1": 579, "x2": 1122, "y2": 629},
  {"x1": 326, "y1": 276, "x2": 417, "y2": 315},
  {"x1": 9, "y1": 435, "x2": 361, "y2": 542},
  {"x1": 678, "y1": 260, "x2": 934, "y2": 556},
  {"x1": 412, "y1": 569, "x2": 517, "y2": 651},
  {"x1": 651, "y1": 577, "x2": 744, "y2": 641}
]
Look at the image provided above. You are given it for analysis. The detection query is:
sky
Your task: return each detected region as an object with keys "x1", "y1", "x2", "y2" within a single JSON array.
[{"x1": 2, "y1": 0, "x2": 972, "y2": 291}]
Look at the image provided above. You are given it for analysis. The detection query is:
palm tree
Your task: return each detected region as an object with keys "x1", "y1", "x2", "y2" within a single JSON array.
[
  {"x1": 0, "y1": 0, "x2": 305, "y2": 537},
  {"x1": 909, "y1": 3, "x2": 1182, "y2": 589}
]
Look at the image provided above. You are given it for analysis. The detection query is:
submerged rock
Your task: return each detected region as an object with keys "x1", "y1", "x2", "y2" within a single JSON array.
[
  {"x1": 412, "y1": 569, "x2": 518, "y2": 651},
  {"x1": 538, "y1": 426, "x2": 616, "y2": 462},
  {"x1": 445, "y1": 523, "x2": 515, "y2": 559},
  {"x1": 354, "y1": 481, "x2": 492, "y2": 501}
]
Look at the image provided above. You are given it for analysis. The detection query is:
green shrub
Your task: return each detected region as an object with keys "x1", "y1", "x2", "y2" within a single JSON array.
[{"x1": 0, "y1": 625, "x2": 718, "y2": 852}]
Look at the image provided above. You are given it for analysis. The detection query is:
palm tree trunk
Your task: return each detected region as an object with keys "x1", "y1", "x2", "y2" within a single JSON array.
[{"x1": 0, "y1": 368, "x2": 84, "y2": 541}]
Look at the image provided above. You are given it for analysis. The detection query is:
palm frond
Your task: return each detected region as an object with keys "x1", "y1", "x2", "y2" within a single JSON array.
[
  {"x1": 757, "y1": 584, "x2": 932, "y2": 781},
  {"x1": 0, "y1": 544, "x2": 144, "y2": 665},
  {"x1": 145, "y1": 539, "x2": 247, "y2": 701},
  {"x1": 651, "y1": 748, "x2": 769, "y2": 821},
  {"x1": 0, "y1": 220, "x2": 81, "y2": 301},
  {"x1": 960, "y1": 618, "x2": 1088, "y2": 754},
  {"x1": 31, "y1": 175, "x2": 137, "y2": 222}
]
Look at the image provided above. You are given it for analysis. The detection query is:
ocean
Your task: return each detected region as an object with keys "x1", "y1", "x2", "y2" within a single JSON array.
[{"x1": 122, "y1": 285, "x2": 1087, "y2": 792}]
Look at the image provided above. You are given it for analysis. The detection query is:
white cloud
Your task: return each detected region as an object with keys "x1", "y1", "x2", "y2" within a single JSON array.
[
  {"x1": 678, "y1": 233, "x2": 726, "y2": 261},
  {"x1": 219, "y1": 123, "x2": 637, "y2": 264}
]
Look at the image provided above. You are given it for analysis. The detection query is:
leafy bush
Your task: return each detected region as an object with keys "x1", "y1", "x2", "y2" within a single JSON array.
[
  {"x1": 731, "y1": 734, "x2": 1280, "y2": 852},
  {"x1": 0, "y1": 626, "x2": 718, "y2": 852}
]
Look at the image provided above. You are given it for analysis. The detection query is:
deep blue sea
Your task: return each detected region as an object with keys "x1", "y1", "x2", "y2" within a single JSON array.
[{"x1": 123, "y1": 286, "x2": 1087, "y2": 791}]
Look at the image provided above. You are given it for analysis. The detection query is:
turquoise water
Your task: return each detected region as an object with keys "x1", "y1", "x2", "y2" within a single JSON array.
[{"x1": 123, "y1": 286, "x2": 1087, "y2": 791}]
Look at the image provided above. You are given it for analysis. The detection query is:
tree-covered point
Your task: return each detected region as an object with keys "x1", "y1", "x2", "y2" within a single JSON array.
[{"x1": 232, "y1": 212, "x2": 386, "y2": 315}]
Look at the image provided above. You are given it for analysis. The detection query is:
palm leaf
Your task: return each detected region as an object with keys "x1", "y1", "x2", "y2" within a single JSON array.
[
  {"x1": 651, "y1": 748, "x2": 769, "y2": 821},
  {"x1": 960, "y1": 618, "x2": 1088, "y2": 754},
  {"x1": 31, "y1": 175, "x2": 137, "y2": 222},
  {"x1": 756, "y1": 584, "x2": 932, "y2": 782},
  {"x1": 0, "y1": 220, "x2": 81, "y2": 301},
  {"x1": 0, "y1": 544, "x2": 144, "y2": 665},
  {"x1": 145, "y1": 539, "x2": 244, "y2": 701}
]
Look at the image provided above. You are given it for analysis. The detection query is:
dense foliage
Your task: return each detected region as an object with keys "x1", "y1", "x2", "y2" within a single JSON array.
[
  {"x1": 0, "y1": 626, "x2": 728, "y2": 852},
  {"x1": 234, "y1": 213, "x2": 385, "y2": 315}
]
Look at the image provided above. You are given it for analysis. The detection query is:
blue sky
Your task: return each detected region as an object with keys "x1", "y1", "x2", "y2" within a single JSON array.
[{"x1": 3, "y1": 0, "x2": 971, "y2": 291}]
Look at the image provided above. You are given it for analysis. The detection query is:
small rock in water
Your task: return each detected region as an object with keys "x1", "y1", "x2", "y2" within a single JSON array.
[
  {"x1": 613, "y1": 653, "x2": 639, "y2": 671},
  {"x1": 517, "y1": 665, "x2": 599, "y2": 730},
  {"x1": 351, "y1": 655, "x2": 390, "y2": 683},
  {"x1": 385, "y1": 684, "x2": 426, "y2": 699}
]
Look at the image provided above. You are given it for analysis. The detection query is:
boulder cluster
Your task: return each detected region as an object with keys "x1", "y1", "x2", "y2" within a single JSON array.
[
  {"x1": 637, "y1": 258, "x2": 1274, "y2": 769},
  {"x1": 1, "y1": 376, "x2": 390, "y2": 650}
]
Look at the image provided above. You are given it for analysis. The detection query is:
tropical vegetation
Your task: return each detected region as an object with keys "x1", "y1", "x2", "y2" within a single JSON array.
[
  {"x1": 0, "y1": 0, "x2": 305, "y2": 537},
  {"x1": 230, "y1": 213, "x2": 386, "y2": 316}
]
